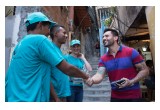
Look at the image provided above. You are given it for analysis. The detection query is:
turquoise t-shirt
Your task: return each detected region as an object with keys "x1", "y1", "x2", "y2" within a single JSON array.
[
  {"x1": 65, "y1": 54, "x2": 85, "y2": 86},
  {"x1": 5, "y1": 34, "x2": 64, "y2": 102},
  {"x1": 51, "y1": 43, "x2": 71, "y2": 98}
]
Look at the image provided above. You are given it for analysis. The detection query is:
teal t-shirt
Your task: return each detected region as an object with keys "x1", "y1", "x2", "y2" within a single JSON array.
[
  {"x1": 51, "y1": 43, "x2": 71, "y2": 98},
  {"x1": 5, "y1": 34, "x2": 64, "y2": 102},
  {"x1": 65, "y1": 54, "x2": 85, "y2": 86}
]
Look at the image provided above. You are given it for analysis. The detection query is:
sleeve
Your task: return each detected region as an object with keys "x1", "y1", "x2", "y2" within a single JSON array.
[
  {"x1": 38, "y1": 38, "x2": 64, "y2": 67},
  {"x1": 98, "y1": 58, "x2": 105, "y2": 67},
  {"x1": 131, "y1": 48, "x2": 144, "y2": 64},
  {"x1": 64, "y1": 54, "x2": 68, "y2": 60}
]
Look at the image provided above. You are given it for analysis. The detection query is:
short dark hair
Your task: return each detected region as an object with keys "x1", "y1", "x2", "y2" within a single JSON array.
[
  {"x1": 50, "y1": 24, "x2": 65, "y2": 40},
  {"x1": 26, "y1": 21, "x2": 51, "y2": 32},
  {"x1": 103, "y1": 28, "x2": 120, "y2": 44},
  {"x1": 103, "y1": 28, "x2": 119, "y2": 37}
]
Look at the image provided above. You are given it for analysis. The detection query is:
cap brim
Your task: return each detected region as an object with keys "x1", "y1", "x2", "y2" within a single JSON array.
[
  {"x1": 50, "y1": 21, "x2": 57, "y2": 27},
  {"x1": 71, "y1": 43, "x2": 80, "y2": 46}
]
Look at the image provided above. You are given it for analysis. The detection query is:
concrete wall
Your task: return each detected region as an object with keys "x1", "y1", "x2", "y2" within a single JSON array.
[
  {"x1": 145, "y1": 6, "x2": 155, "y2": 65},
  {"x1": 18, "y1": 6, "x2": 43, "y2": 41},
  {"x1": 81, "y1": 29, "x2": 85, "y2": 56},
  {"x1": 5, "y1": 7, "x2": 21, "y2": 73},
  {"x1": 117, "y1": 6, "x2": 143, "y2": 35},
  {"x1": 81, "y1": 25, "x2": 99, "y2": 59},
  {"x1": 5, "y1": 6, "x2": 45, "y2": 73},
  {"x1": 5, "y1": 16, "x2": 14, "y2": 74}
]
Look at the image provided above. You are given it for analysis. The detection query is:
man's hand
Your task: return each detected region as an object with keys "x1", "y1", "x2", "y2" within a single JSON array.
[
  {"x1": 117, "y1": 78, "x2": 134, "y2": 88},
  {"x1": 85, "y1": 77, "x2": 94, "y2": 87}
]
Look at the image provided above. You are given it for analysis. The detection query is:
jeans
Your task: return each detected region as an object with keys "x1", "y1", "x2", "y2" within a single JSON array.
[{"x1": 67, "y1": 86, "x2": 83, "y2": 102}]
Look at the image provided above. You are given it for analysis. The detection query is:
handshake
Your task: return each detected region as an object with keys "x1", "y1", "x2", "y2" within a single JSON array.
[{"x1": 84, "y1": 77, "x2": 95, "y2": 87}]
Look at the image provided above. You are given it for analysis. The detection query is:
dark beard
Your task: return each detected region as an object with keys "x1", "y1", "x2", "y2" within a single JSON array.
[{"x1": 104, "y1": 41, "x2": 114, "y2": 47}]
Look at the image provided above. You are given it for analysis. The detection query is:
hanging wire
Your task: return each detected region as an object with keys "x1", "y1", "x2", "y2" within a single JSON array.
[{"x1": 5, "y1": 9, "x2": 13, "y2": 17}]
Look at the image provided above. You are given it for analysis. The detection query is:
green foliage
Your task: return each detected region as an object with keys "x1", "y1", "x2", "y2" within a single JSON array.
[
  {"x1": 104, "y1": 6, "x2": 116, "y2": 27},
  {"x1": 104, "y1": 16, "x2": 112, "y2": 27}
]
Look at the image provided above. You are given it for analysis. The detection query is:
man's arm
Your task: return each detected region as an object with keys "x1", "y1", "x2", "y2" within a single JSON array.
[
  {"x1": 130, "y1": 61, "x2": 149, "y2": 84},
  {"x1": 119, "y1": 61, "x2": 149, "y2": 88},
  {"x1": 56, "y1": 60, "x2": 89, "y2": 80},
  {"x1": 86, "y1": 67, "x2": 106, "y2": 86}
]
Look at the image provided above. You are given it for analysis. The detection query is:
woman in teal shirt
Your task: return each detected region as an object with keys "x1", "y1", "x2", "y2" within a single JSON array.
[{"x1": 66, "y1": 39, "x2": 92, "y2": 102}]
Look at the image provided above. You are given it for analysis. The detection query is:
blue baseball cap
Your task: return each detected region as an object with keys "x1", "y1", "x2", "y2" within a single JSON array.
[
  {"x1": 25, "y1": 12, "x2": 56, "y2": 27},
  {"x1": 70, "y1": 39, "x2": 80, "y2": 46}
]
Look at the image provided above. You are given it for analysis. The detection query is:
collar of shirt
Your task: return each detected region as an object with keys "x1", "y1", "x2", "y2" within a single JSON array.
[{"x1": 106, "y1": 44, "x2": 123, "y2": 56}]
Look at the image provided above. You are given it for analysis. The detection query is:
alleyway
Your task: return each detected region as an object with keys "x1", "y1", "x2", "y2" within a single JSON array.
[
  {"x1": 5, "y1": 6, "x2": 155, "y2": 103},
  {"x1": 83, "y1": 56, "x2": 111, "y2": 102}
]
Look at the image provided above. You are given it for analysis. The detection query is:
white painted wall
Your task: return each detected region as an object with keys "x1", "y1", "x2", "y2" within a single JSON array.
[
  {"x1": 5, "y1": 13, "x2": 21, "y2": 74},
  {"x1": 145, "y1": 6, "x2": 155, "y2": 65}
]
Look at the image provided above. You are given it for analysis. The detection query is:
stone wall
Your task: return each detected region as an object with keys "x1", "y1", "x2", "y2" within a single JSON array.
[
  {"x1": 17, "y1": 6, "x2": 43, "y2": 42},
  {"x1": 83, "y1": 24, "x2": 99, "y2": 59}
]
